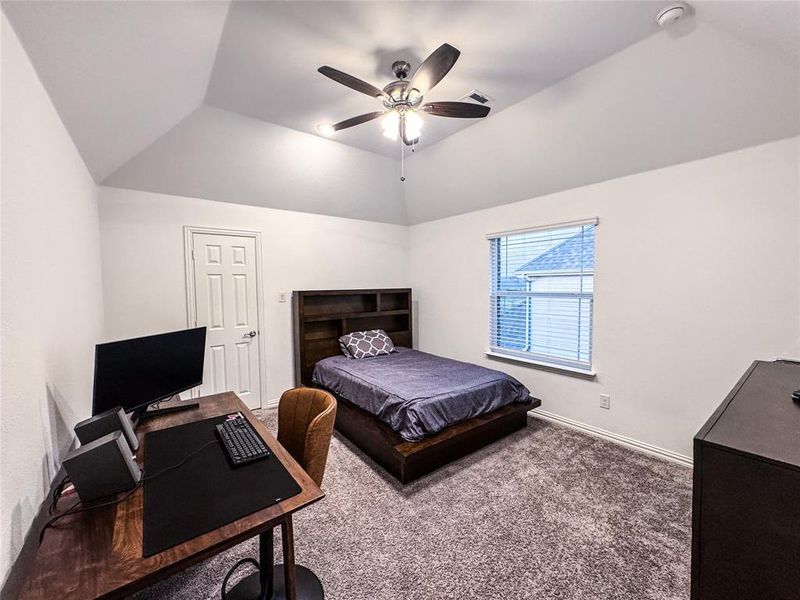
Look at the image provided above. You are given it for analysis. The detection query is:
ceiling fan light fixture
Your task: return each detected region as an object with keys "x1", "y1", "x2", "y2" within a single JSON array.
[
  {"x1": 404, "y1": 110, "x2": 423, "y2": 140},
  {"x1": 316, "y1": 43, "x2": 487, "y2": 175},
  {"x1": 382, "y1": 110, "x2": 400, "y2": 140},
  {"x1": 316, "y1": 122, "x2": 335, "y2": 136}
]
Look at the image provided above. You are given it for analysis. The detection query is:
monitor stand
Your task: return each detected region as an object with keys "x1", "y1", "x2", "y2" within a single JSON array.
[{"x1": 138, "y1": 394, "x2": 200, "y2": 420}]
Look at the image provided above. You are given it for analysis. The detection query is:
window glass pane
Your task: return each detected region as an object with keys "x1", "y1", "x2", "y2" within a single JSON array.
[
  {"x1": 493, "y1": 296, "x2": 528, "y2": 350},
  {"x1": 489, "y1": 224, "x2": 595, "y2": 370}
]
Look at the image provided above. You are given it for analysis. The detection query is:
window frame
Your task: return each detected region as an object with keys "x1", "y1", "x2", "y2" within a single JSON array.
[{"x1": 486, "y1": 218, "x2": 598, "y2": 377}]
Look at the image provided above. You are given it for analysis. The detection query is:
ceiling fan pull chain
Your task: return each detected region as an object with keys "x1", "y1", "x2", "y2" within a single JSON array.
[{"x1": 400, "y1": 140, "x2": 406, "y2": 182}]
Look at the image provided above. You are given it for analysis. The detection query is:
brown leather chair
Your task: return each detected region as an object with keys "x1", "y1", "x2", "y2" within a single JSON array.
[
  {"x1": 274, "y1": 388, "x2": 337, "y2": 599},
  {"x1": 277, "y1": 387, "x2": 337, "y2": 487},
  {"x1": 222, "y1": 388, "x2": 336, "y2": 600}
]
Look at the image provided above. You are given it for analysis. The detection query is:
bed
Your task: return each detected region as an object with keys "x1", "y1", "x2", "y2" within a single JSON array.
[{"x1": 293, "y1": 288, "x2": 540, "y2": 483}]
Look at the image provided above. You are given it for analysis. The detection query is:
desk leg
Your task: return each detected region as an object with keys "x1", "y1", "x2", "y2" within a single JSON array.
[
  {"x1": 259, "y1": 531, "x2": 274, "y2": 600},
  {"x1": 281, "y1": 517, "x2": 297, "y2": 600},
  {"x1": 226, "y1": 524, "x2": 322, "y2": 600},
  {"x1": 225, "y1": 531, "x2": 276, "y2": 600}
]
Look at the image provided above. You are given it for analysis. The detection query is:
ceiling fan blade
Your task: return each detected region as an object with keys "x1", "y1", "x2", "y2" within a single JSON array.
[
  {"x1": 406, "y1": 43, "x2": 460, "y2": 97},
  {"x1": 421, "y1": 102, "x2": 490, "y2": 118},
  {"x1": 318, "y1": 66, "x2": 388, "y2": 100},
  {"x1": 332, "y1": 111, "x2": 386, "y2": 131}
]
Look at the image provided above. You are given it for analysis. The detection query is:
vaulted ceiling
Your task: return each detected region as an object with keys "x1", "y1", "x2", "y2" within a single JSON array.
[
  {"x1": 203, "y1": 0, "x2": 668, "y2": 158},
  {"x1": 3, "y1": 0, "x2": 798, "y2": 224}
]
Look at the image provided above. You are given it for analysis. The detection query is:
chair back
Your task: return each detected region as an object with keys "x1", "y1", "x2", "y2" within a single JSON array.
[{"x1": 277, "y1": 387, "x2": 337, "y2": 487}]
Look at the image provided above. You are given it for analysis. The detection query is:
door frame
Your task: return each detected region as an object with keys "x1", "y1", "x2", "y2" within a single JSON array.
[{"x1": 183, "y1": 225, "x2": 267, "y2": 409}]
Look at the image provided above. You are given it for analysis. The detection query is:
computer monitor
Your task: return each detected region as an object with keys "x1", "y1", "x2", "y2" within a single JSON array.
[{"x1": 92, "y1": 327, "x2": 207, "y2": 416}]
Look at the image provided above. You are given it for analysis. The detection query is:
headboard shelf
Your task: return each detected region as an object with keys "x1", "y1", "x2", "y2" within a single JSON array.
[
  {"x1": 304, "y1": 309, "x2": 408, "y2": 323},
  {"x1": 293, "y1": 288, "x2": 412, "y2": 386}
]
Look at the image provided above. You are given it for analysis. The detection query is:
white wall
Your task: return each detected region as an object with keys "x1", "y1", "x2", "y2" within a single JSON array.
[
  {"x1": 98, "y1": 187, "x2": 409, "y2": 403},
  {"x1": 0, "y1": 13, "x2": 104, "y2": 588},
  {"x1": 409, "y1": 138, "x2": 800, "y2": 458}
]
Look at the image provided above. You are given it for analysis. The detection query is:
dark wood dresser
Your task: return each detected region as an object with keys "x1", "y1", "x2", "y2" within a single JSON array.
[{"x1": 692, "y1": 360, "x2": 800, "y2": 600}]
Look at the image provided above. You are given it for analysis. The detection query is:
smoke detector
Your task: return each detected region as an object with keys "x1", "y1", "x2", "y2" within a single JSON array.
[{"x1": 656, "y1": 2, "x2": 689, "y2": 27}]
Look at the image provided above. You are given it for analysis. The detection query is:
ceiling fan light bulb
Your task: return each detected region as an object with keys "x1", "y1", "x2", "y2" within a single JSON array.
[
  {"x1": 382, "y1": 111, "x2": 400, "y2": 140},
  {"x1": 405, "y1": 126, "x2": 422, "y2": 141},
  {"x1": 316, "y1": 122, "x2": 335, "y2": 136},
  {"x1": 404, "y1": 110, "x2": 423, "y2": 139}
]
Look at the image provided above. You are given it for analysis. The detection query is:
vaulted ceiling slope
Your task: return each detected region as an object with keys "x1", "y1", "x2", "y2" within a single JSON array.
[
  {"x1": 204, "y1": 0, "x2": 667, "y2": 158},
  {"x1": 404, "y1": 14, "x2": 800, "y2": 223},
  {"x1": 1, "y1": 0, "x2": 230, "y2": 182},
  {"x1": 104, "y1": 105, "x2": 408, "y2": 224},
  {"x1": 3, "y1": 1, "x2": 799, "y2": 225}
]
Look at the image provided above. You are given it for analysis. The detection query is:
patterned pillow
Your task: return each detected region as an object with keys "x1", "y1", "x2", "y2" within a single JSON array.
[
  {"x1": 338, "y1": 338, "x2": 353, "y2": 358},
  {"x1": 339, "y1": 330, "x2": 396, "y2": 359}
]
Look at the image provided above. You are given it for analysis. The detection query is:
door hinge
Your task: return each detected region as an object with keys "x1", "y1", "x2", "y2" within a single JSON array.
[{"x1": 191, "y1": 249, "x2": 195, "y2": 261}]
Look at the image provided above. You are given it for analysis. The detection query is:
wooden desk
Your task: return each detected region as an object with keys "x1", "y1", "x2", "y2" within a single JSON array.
[{"x1": 17, "y1": 392, "x2": 325, "y2": 600}]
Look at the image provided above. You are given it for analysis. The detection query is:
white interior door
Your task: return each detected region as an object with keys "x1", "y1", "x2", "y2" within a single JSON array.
[{"x1": 191, "y1": 232, "x2": 262, "y2": 409}]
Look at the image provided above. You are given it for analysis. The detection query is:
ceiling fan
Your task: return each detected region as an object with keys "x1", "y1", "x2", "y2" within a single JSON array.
[{"x1": 316, "y1": 43, "x2": 490, "y2": 147}]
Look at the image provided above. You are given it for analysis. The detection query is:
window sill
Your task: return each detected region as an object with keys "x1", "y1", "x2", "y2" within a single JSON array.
[{"x1": 485, "y1": 350, "x2": 597, "y2": 380}]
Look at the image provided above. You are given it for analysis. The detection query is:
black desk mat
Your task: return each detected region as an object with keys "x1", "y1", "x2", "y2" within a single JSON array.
[{"x1": 142, "y1": 414, "x2": 301, "y2": 557}]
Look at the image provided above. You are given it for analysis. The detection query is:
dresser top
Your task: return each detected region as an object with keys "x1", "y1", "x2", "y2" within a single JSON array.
[{"x1": 698, "y1": 360, "x2": 800, "y2": 467}]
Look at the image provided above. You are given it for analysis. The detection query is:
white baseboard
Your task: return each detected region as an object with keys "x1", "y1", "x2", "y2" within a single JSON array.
[
  {"x1": 530, "y1": 408, "x2": 693, "y2": 468},
  {"x1": 263, "y1": 398, "x2": 280, "y2": 409}
]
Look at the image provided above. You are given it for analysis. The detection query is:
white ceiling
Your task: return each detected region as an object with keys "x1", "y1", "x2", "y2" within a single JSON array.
[
  {"x1": 204, "y1": 1, "x2": 667, "y2": 158},
  {"x1": 2, "y1": 0, "x2": 230, "y2": 181},
  {"x1": 104, "y1": 105, "x2": 409, "y2": 224},
  {"x1": 404, "y1": 16, "x2": 800, "y2": 223},
  {"x1": 3, "y1": 0, "x2": 799, "y2": 224},
  {"x1": 694, "y1": 0, "x2": 800, "y2": 64}
]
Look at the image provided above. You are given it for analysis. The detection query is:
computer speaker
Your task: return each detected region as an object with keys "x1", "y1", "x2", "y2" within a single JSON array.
[
  {"x1": 63, "y1": 431, "x2": 142, "y2": 503},
  {"x1": 75, "y1": 406, "x2": 139, "y2": 452}
]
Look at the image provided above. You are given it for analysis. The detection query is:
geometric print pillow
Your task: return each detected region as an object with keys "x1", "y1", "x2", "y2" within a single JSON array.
[
  {"x1": 338, "y1": 337, "x2": 353, "y2": 358},
  {"x1": 339, "y1": 329, "x2": 396, "y2": 359}
]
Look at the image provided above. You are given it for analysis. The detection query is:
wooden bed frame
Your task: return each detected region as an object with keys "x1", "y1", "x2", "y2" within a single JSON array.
[{"x1": 292, "y1": 288, "x2": 540, "y2": 484}]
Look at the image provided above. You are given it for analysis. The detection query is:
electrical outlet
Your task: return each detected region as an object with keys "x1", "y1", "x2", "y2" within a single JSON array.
[
  {"x1": 600, "y1": 394, "x2": 611, "y2": 410},
  {"x1": 278, "y1": 291, "x2": 288, "y2": 303}
]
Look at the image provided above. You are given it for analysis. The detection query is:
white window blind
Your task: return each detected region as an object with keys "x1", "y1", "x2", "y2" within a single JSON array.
[{"x1": 489, "y1": 220, "x2": 596, "y2": 372}]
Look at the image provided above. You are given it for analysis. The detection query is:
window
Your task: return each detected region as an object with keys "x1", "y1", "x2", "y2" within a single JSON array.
[{"x1": 488, "y1": 219, "x2": 596, "y2": 373}]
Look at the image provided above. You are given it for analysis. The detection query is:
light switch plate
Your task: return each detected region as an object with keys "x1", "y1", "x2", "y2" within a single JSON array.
[
  {"x1": 278, "y1": 291, "x2": 288, "y2": 303},
  {"x1": 600, "y1": 394, "x2": 611, "y2": 410}
]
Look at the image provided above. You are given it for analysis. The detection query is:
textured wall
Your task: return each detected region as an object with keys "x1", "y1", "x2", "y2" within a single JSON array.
[
  {"x1": 0, "y1": 14, "x2": 105, "y2": 588},
  {"x1": 98, "y1": 187, "x2": 410, "y2": 403},
  {"x1": 409, "y1": 138, "x2": 800, "y2": 458}
]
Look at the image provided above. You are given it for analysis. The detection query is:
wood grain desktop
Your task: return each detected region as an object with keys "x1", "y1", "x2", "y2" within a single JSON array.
[{"x1": 17, "y1": 392, "x2": 324, "y2": 600}]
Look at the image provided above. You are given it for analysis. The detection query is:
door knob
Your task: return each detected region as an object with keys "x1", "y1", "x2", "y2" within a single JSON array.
[{"x1": 245, "y1": 331, "x2": 257, "y2": 338}]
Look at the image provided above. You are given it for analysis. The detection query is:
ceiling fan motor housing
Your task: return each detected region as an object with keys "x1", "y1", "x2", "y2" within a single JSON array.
[
  {"x1": 391, "y1": 60, "x2": 411, "y2": 79},
  {"x1": 382, "y1": 80, "x2": 423, "y2": 107}
]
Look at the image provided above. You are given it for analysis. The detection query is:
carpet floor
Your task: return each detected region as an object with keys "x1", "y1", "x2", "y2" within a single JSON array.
[{"x1": 130, "y1": 411, "x2": 692, "y2": 600}]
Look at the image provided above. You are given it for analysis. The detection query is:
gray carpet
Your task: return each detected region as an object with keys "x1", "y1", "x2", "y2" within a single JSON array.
[{"x1": 131, "y1": 411, "x2": 692, "y2": 600}]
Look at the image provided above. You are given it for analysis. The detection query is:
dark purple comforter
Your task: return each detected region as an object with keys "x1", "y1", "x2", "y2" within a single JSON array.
[{"x1": 312, "y1": 347, "x2": 531, "y2": 442}]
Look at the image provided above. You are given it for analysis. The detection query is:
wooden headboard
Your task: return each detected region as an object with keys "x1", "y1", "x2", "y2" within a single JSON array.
[{"x1": 292, "y1": 288, "x2": 412, "y2": 386}]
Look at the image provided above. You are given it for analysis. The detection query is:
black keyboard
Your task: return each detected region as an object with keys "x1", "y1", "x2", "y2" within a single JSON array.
[{"x1": 216, "y1": 414, "x2": 270, "y2": 466}]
